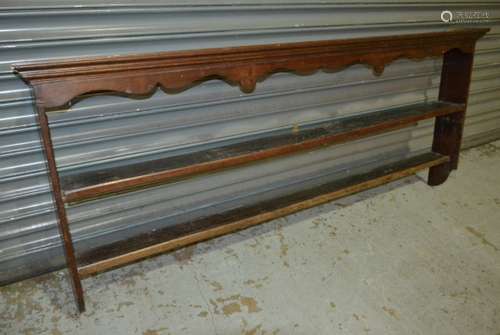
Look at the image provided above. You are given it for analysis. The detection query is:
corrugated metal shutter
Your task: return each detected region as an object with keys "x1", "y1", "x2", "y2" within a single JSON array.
[{"x1": 0, "y1": 1, "x2": 499, "y2": 284}]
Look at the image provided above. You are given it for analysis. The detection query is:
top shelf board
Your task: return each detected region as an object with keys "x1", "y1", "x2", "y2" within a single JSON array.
[{"x1": 12, "y1": 29, "x2": 489, "y2": 109}]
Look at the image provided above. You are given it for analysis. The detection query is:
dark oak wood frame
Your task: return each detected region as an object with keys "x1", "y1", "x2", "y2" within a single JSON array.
[{"x1": 12, "y1": 28, "x2": 488, "y2": 313}]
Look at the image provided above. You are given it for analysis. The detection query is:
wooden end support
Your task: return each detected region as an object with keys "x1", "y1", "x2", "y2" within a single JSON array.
[
  {"x1": 36, "y1": 104, "x2": 85, "y2": 313},
  {"x1": 428, "y1": 48, "x2": 475, "y2": 186}
]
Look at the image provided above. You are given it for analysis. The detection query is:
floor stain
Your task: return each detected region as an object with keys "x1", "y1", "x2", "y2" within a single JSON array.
[
  {"x1": 142, "y1": 328, "x2": 168, "y2": 335},
  {"x1": 245, "y1": 324, "x2": 262, "y2": 335},
  {"x1": 223, "y1": 248, "x2": 240, "y2": 261},
  {"x1": 208, "y1": 280, "x2": 223, "y2": 292},
  {"x1": 0, "y1": 274, "x2": 59, "y2": 323},
  {"x1": 173, "y1": 246, "x2": 195, "y2": 265},
  {"x1": 211, "y1": 295, "x2": 262, "y2": 316},
  {"x1": 276, "y1": 226, "x2": 289, "y2": 268},
  {"x1": 241, "y1": 323, "x2": 280, "y2": 335},
  {"x1": 156, "y1": 301, "x2": 178, "y2": 310},
  {"x1": 240, "y1": 296, "x2": 262, "y2": 313},
  {"x1": 116, "y1": 301, "x2": 134, "y2": 312},
  {"x1": 449, "y1": 288, "x2": 470, "y2": 304},
  {"x1": 330, "y1": 226, "x2": 338, "y2": 238},
  {"x1": 189, "y1": 304, "x2": 202, "y2": 308},
  {"x1": 311, "y1": 217, "x2": 328, "y2": 229},
  {"x1": 476, "y1": 143, "x2": 499, "y2": 158},
  {"x1": 382, "y1": 306, "x2": 400, "y2": 320},
  {"x1": 222, "y1": 302, "x2": 241, "y2": 315},
  {"x1": 465, "y1": 227, "x2": 499, "y2": 252},
  {"x1": 243, "y1": 276, "x2": 269, "y2": 289}
]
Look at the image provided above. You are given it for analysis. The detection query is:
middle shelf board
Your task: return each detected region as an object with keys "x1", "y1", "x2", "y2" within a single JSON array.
[{"x1": 61, "y1": 101, "x2": 463, "y2": 204}]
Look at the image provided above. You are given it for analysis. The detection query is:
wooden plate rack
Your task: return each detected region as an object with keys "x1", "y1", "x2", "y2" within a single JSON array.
[{"x1": 12, "y1": 28, "x2": 488, "y2": 312}]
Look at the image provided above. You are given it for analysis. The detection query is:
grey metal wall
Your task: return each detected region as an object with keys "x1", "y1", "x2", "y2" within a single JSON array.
[{"x1": 0, "y1": 1, "x2": 499, "y2": 284}]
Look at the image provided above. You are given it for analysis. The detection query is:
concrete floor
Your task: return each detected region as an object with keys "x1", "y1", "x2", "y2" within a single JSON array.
[{"x1": 1, "y1": 141, "x2": 500, "y2": 335}]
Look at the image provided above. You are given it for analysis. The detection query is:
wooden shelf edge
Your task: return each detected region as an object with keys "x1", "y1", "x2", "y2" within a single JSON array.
[
  {"x1": 64, "y1": 102, "x2": 463, "y2": 204},
  {"x1": 77, "y1": 152, "x2": 449, "y2": 279}
]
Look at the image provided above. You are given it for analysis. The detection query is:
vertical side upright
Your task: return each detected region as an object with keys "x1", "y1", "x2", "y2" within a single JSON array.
[
  {"x1": 428, "y1": 48, "x2": 475, "y2": 186},
  {"x1": 35, "y1": 99, "x2": 86, "y2": 313}
]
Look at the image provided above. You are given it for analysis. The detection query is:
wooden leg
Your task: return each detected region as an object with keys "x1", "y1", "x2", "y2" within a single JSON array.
[
  {"x1": 428, "y1": 48, "x2": 474, "y2": 186},
  {"x1": 36, "y1": 104, "x2": 85, "y2": 313},
  {"x1": 428, "y1": 113, "x2": 464, "y2": 185}
]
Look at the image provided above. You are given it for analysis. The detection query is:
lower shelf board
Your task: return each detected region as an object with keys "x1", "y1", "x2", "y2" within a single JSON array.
[{"x1": 77, "y1": 151, "x2": 449, "y2": 278}]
